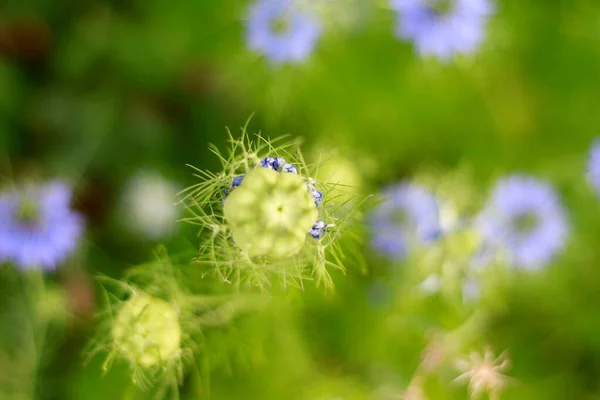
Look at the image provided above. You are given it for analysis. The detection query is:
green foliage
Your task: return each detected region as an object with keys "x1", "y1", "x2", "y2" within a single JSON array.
[{"x1": 1, "y1": 0, "x2": 600, "y2": 399}]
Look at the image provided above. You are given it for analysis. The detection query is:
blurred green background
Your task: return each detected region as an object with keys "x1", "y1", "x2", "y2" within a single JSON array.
[{"x1": 2, "y1": 0, "x2": 600, "y2": 399}]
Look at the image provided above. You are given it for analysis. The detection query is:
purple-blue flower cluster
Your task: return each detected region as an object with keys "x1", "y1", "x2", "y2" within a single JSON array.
[
  {"x1": 246, "y1": 0, "x2": 322, "y2": 64},
  {"x1": 370, "y1": 174, "x2": 571, "y2": 273},
  {"x1": 310, "y1": 220, "x2": 327, "y2": 239},
  {"x1": 241, "y1": 0, "x2": 496, "y2": 64},
  {"x1": 260, "y1": 156, "x2": 298, "y2": 174},
  {"x1": 224, "y1": 156, "x2": 327, "y2": 239},
  {"x1": 369, "y1": 182, "x2": 442, "y2": 260},
  {"x1": 0, "y1": 181, "x2": 84, "y2": 270},
  {"x1": 391, "y1": 0, "x2": 494, "y2": 61},
  {"x1": 307, "y1": 181, "x2": 324, "y2": 207},
  {"x1": 476, "y1": 175, "x2": 569, "y2": 270}
]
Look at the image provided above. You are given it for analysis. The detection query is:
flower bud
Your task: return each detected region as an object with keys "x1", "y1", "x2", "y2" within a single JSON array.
[
  {"x1": 316, "y1": 155, "x2": 362, "y2": 206},
  {"x1": 112, "y1": 293, "x2": 181, "y2": 368},
  {"x1": 223, "y1": 167, "x2": 318, "y2": 259}
]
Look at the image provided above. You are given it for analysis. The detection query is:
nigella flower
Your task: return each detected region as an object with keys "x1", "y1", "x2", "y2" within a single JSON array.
[
  {"x1": 391, "y1": 0, "x2": 494, "y2": 61},
  {"x1": 370, "y1": 182, "x2": 442, "y2": 260},
  {"x1": 476, "y1": 176, "x2": 569, "y2": 270},
  {"x1": 183, "y1": 129, "x2": 364, "y2": 289},
  {"x1": 246, "y1": 0, "x2": 322, "y2": 64},
  {"x1": 0, "y1": 181, "x2": 84, "y2": 270},
  {"x1": 112, "y1": 293, "x2": 181, "y2": 368},
  {"x1": 224, "y1": 157, "x2": 325, "y2": 239},
  {"x1": 587, "y1": 138, "x2": 600, "y2": 197},
  {"x1": 224, "y1": 167, "x2": 318, "y2": 259},
  {"x1": 454, "y1": 347, "x2": 512, "y2": 400}
]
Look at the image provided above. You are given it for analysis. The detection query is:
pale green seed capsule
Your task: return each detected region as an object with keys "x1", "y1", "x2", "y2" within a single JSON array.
[
  {"x1": 316, "y1": 155, "x2": 362, "y2": 206},
  {"x1": 223, "y1": 167, "x2": 318, "y2": 259},
  {"x1": 112, "y1": 293, "x2": 181, "y2": 368}
]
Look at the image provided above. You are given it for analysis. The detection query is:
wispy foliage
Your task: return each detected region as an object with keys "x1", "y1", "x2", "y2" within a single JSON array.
[{"x1": 85, "y1": 247, "x2": 261, "y2": 398}]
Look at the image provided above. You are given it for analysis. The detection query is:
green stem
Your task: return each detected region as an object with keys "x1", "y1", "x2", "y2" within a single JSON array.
[
  {"x1": 122, "y1": 380, "x2": 138, "y2": 400},
  {"x1": 20, "y1": 268, "x2": 47, "y2": 400}
]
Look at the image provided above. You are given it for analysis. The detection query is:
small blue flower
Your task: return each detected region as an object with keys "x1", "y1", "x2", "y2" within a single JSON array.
[
  {"x1": 391, "y1": 0, "x2": 494, "y2": 61},
  {"x1": 223, "y1": 175, "x2": 246, "y2": 204},
  {"x1": 280, "y1": 162, "x2": 298, "y2": 174},
  {"x1": 232, "y1": 175, "x2": 245, "y2": 187},
  {"x1": 0, "y1": 181, "x2": 84, "y2": 270},
  {"x1": 310, "y1": 220, "x2": 327, "y2": 239},
  {"x1": 476, "y1": 176, "x2": 569, "y2": 270},
  {"x1": 587, "y1": 138, "x2": 600, "y2": 198},
  {"x1": 246, "y1": 0, "x2": 322, "y2": 64},
  {"x1": 260, "y1": 157, "x2": 278, "y2": 170},
  {"x1": 259, "y1": 157, "x2": 298, "y2": 173},
  {"x1": 307, "y1": 181, "x2": 324, "y2": 207},
  {"x1": 370, "y1": 182, "x2": 442, "y2": 260}
]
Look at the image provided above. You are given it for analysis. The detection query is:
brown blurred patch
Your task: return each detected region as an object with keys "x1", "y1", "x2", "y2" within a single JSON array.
[
  {"x1": 74, "y1": 175, "x2": 114, "y2": 227},
  {"x1": 179, "y1": 59, "x2": 219, "y2": 97},
  {"x1": 0, "y1": 15, "x2": 51, "y2": 62},
  {"x1": 63, "y1": 270, "x2": 96, "y2": 322}
]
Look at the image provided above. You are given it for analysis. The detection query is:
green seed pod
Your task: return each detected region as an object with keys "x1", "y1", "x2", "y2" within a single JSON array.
[
  {"x1": 316, "y1": 154, "x2": 362, "y2": 206},
  {"x1": 223, "y1": 167, "x2": 318, "y2": 260},
  {"x1": 112, "y1": 293, "x2": 181, "y2": 368}
]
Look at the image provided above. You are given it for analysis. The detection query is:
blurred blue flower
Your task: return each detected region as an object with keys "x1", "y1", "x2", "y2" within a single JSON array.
[
  {"x1": 0, "y1": 181, "x2": 84, "y2": 270},
  {"x1": 391, "y1": 0, "x2": 494, "y2": 61},
  {"x1": 587, "y1": 138, "x2": 600, "y2": 197},
  {"x1": 462, "y1": 277, "x2": 480, "y2": 303},
  {"x1": 370, "y1": 182, "x2": 442, "y2": 260},
  {"x1": 476, "y1": 176, "x2": 569, "y2": 270},
  {"x1": 246, "y1": 0, "x2": 322, "y2": 64},
  {"x1": 469, "y1": 240, "x2": 498, "y2": 271}
]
